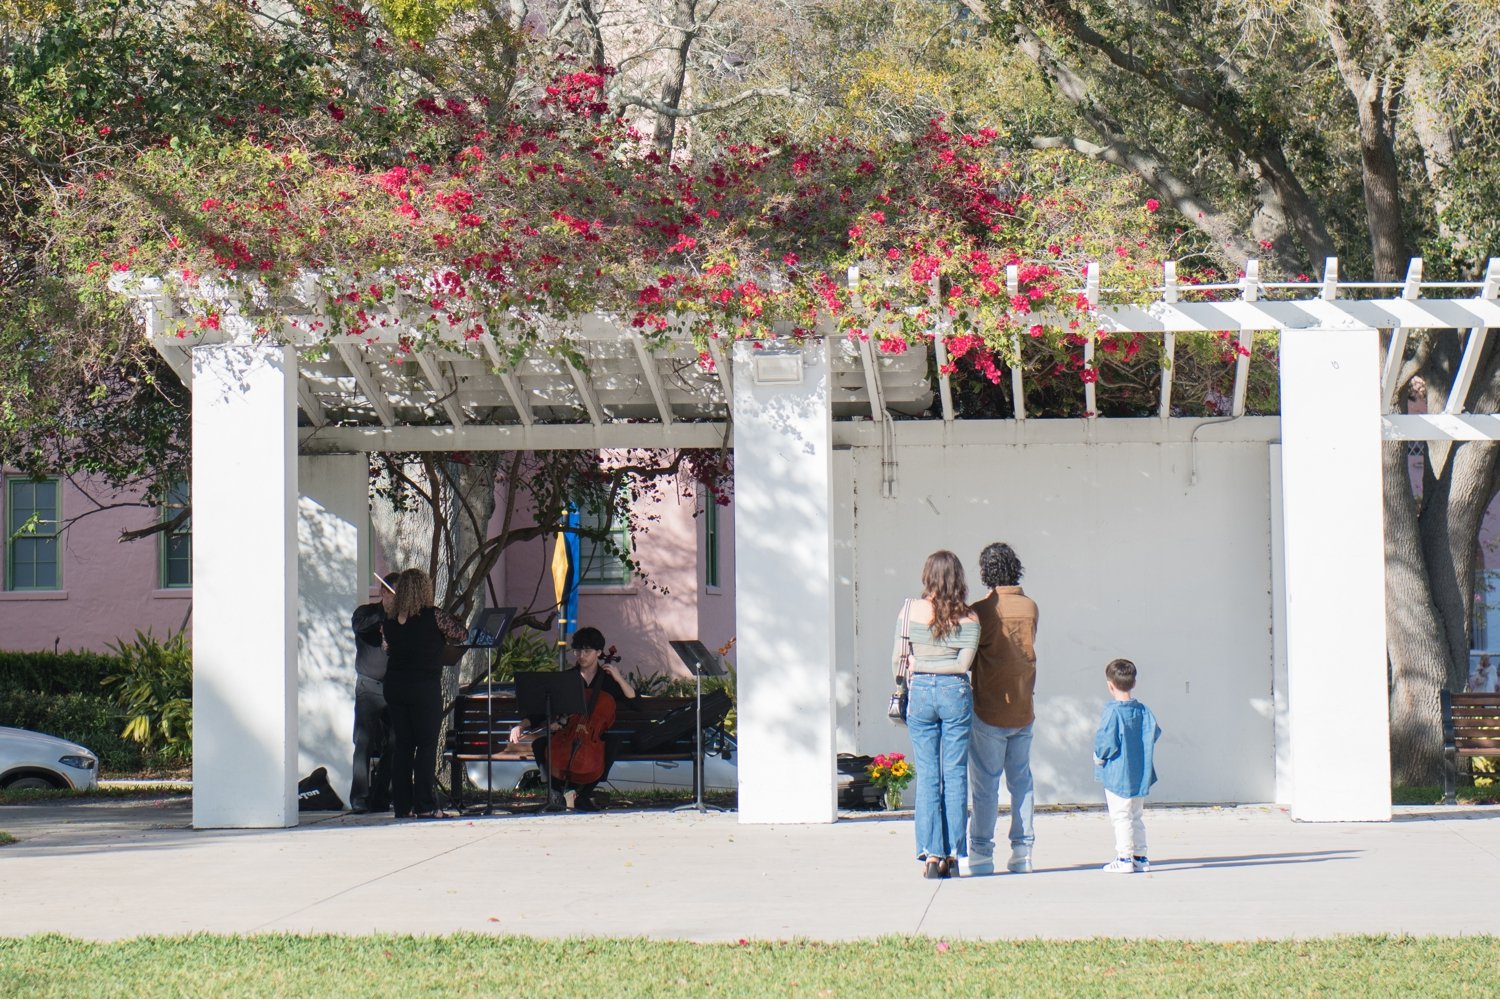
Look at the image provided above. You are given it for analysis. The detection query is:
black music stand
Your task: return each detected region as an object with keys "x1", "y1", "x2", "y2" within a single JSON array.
[
  {"x1": 668, "y1": 640, "x2": 728, "y2": 814},
  {"x1": 515, "y1": 670, "x2": 584, "y2": 814},
  {"x1": 449, "y1": 608, "x2": 517, "y2": 816}
]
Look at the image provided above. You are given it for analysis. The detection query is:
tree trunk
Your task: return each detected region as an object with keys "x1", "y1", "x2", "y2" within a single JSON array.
[
  {"x1": 653, "y1": 0, "x2": 698, "y2": 159},
  {"x1": 1352, "y1": 83, "x2": 1406, "y2": 281},
  {"x1": 1385, "y1": 440, "x2": 1451, "y2": 785}
]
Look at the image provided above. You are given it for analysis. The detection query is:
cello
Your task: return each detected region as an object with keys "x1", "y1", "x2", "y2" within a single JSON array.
[{"x1": 550, "y1": 683, "x2": 617, "y2": 785}]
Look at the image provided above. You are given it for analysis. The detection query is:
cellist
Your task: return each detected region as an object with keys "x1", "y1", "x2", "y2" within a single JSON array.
[{"x1": 509, "y1": 626, "x2": 637, "y2": 811}]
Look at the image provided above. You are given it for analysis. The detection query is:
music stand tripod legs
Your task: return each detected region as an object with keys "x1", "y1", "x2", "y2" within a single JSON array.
[
  {"x1": 669, "y1": 640, "x2": 728, "y2": 814},
  {"x1": 514, "y1": 671, "x2": 584, "y2": 814}
]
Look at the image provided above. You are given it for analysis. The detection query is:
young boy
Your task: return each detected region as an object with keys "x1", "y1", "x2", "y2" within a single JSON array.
[{"x1": 1093, "y1": 658, "x2": 1162, "y2": 873}]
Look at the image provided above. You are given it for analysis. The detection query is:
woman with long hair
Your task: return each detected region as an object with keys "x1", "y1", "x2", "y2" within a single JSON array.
[
  {"x1": 380, "y1": 567, "x2": 466, "y2": 818},
  {"x1": 895, "y1": 550, "x2": 980, "y2": 878}
]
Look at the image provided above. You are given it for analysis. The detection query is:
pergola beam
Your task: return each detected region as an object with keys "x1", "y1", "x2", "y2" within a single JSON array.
[
  {"x1": 704, "y1": 334, "x2": 733, "y2": 406},
  {"x1": 1007, "y1": 265, "x2": 1026, "y2": 421},
  {"x1": 630, "y1": 330, "x2": 675, "y2": 425},
  {"x1": 300, "y1": 421, "x2": 730, "y2": 452},
  {"x1": 413, "y1": 351, "x2": 465, "y2": 427},
  {"x1": 1159, "y1": 262, "x2": 1178, "y2": 419},
  {"x1": 334, "y1": 342, "x2": 397, "y2": 427},
  {"x1": 1084, "y1": 263, "x2": 1098, "y2": 418},
  {"x1": 476, "y1": 335, "x2": 534, "y2": 427},
  {"x1": 1380, "y1": 259, "x2": 1423, "y2": 411},
  {"x1": 563, "y1": 354, "x2": 607, "y2": 426}
]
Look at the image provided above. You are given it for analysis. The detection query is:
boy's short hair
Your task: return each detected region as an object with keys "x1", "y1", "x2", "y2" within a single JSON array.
[
  {"x1": 571, "y1": 626, "x2": 606, "y2": 651},
  {"x1": 1105, "y1": 658, "x2": 1138, "y2": 691}
]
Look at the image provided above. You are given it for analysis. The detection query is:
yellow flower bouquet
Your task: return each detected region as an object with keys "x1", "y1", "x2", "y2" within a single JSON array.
[{"x1": 867, "y1": 752, "x2": 915, "y2": 809}]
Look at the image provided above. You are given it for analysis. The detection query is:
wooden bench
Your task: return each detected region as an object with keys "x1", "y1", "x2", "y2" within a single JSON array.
[
  {"x1": 446, "y1": 687, "x2": 732, "y2": 805},
  {"x1": 1442, "y1": 690, "x2": 1500, "y2": 804}
]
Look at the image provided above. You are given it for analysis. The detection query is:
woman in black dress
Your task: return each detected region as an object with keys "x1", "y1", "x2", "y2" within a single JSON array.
[{"x1": 380, "y1": 568, "x2": 466, "y2": 818}]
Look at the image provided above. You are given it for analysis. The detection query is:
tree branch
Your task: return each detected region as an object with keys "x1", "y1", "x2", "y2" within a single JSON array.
[
  {"x1": 1030, "y1": 133, "x2": 1264, "y2": 264},
  {"x1": 617, "y1": 85, "x2": 806, "y2": 118}
]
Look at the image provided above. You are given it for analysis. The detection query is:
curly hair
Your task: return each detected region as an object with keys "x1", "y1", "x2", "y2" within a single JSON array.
[
  {"x1": 978, "y1": 542, "x2": 1023, "y2": 589},
  {"x1": 392, "y1": 567, "x2": 435, "y2": 621},
  {"x1": 921, "y1": 550, "x2": 970, "y2": 640}
]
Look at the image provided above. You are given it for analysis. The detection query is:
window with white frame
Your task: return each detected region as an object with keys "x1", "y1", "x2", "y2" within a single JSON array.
[
  {"x1": 6, "y1": 477, "x2": 61, "y2": 591},
  {"x1": 578, "y1": 506, "x2": 631, "y2": 586},
  {"x1": 160, "y1": 481, "x2": 191, "y2": 588}
]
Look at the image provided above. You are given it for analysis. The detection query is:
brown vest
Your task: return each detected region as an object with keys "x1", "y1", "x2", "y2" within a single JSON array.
[{"x1": 969, "y1": 587, "x2": 1039, "y2": 728}]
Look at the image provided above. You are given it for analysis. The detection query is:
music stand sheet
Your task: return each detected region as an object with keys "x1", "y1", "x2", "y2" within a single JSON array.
[
  {"x1": 463, "y1": 606, "x2": 518, "y2": 648},
  {"x1": 514, "y1": 670, "x2": 585, "y2": 720},
  {"x1": 669, "y1": 640, "x2": 725, "y2": 677}
]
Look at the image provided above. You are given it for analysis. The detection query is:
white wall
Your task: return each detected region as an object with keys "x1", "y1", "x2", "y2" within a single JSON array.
[
  {"x1": 297, "y1": 454, "x2": 367, "y2": 805},
  {"x1": 843, "y1": 431, "x2": 1278, "y2": 805}
]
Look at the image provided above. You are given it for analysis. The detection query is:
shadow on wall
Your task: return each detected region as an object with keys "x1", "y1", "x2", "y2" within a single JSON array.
[{"x1": 295, "y1": 486, "x2": 359, "y2": 804}]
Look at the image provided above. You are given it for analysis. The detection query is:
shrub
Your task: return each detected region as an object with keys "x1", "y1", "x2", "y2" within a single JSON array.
[
  {"x1": 0, "y1": 687, "x2": 142, "y2": 771},
  {"x1": 491, "y1": 629, "x2": 560, "y2": 681},
  {"x1": 0, "y1": 649, "x2": 119, "y2": 695},
  {"x1": 101, "y1": 629, "x2": 192, "y2": 759}
]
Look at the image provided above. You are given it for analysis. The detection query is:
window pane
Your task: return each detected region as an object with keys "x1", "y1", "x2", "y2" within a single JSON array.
[
  {"x1": 7, "y1": 479, "x2": 60, "y2": 591},
  {"x1": 704, "y1": 498, "x2": 720, "y2": 589},
  {"x1": 578, "y1": 507, "x2": 630, "y2": 585},
  {"x1": 160, "y1": 480, "x2": 192, "y2": 588}
]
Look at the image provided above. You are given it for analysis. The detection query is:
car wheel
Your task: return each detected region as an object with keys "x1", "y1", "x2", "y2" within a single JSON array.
[{"x1": 3, "y1": 775, "x2": 61, "y2": 791}]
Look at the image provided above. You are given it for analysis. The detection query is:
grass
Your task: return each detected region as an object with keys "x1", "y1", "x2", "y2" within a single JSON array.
[
  {"x1": 0, "y1": 934, "x2": 1496, "y2": 997},
  {"x1": 0, "y1": 832, "x2": 13, "y2": 846},
  {"x1": 0, "y1": 784, "x2": 188, "y2": 807},
  {"x1": 1392, "y1": 784, "x2": 1500, "y2": 805}
]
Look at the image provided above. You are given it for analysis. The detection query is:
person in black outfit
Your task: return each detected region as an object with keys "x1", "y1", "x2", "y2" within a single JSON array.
[
  {"x1": 380, "y1": 567, "x2": 466, "y2": 819},
  {"x1": 349, "y1": 574, "x2": 398, "y2": 814},
  {"x1": 509, "y1": 626, "x2": 637, "y2": 812}
]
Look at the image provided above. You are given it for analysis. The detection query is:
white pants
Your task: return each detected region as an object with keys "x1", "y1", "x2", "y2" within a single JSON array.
[{"x1": 1104, "y1": 790, "x2": 1147, "y2": 858}]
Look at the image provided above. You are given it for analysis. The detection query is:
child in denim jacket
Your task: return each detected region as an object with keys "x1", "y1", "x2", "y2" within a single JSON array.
[{"x1": 1093, "y1": 658, "x2": 1162, "y2": 873}]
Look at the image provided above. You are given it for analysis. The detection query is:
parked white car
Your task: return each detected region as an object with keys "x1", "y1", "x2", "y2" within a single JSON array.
[{"x1": 0, "y1": 726, "x2": 100, "y2": 791}]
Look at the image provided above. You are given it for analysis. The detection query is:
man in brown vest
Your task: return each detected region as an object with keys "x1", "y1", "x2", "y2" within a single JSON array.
[{"x1": 964, "y1": 542, "x2": 1040, "y2": 875}]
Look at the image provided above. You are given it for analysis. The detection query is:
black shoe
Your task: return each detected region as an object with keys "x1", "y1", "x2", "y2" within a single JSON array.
[
  {"x1": 539, "y1": 790, "x2": 566, "y2": 813},
  {"x1": 575, "y1": 794, "x2": 603, "y2": 812},
  {"x1": 350, "y1": 806, "x2": 370, "y2": 815},
  {"x1": 923, "y1": 857, "x2": 944, "y2": 879}
]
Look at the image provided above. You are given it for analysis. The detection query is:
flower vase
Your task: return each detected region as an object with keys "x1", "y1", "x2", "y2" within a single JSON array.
[{"x1": 884, "y1": 788, "x2": 902, "y2": 811}]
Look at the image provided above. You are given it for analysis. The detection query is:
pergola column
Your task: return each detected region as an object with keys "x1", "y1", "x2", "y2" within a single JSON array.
[
  {"x1": 297, "y1": 454, "x2": 368, "y2": 807},
  {"x1": 1279, "y1": 326, "x2": 1391, "y2": 821},
  {"x1": 732, "y1": 342, "x2": 839, "y2": 823},
  {"x1": 191, "y1": 341, "x2": 299, "y2": 828}
]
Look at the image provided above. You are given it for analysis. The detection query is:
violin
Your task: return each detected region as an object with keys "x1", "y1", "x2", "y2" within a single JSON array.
[{"x1": 550, "y1": 686, "x2": 617, "y2": 785}]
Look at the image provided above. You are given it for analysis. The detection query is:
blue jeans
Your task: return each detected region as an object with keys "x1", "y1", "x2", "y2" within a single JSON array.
[
  {"x1": 906, "y1": 673, "x2": 972, "y2": 860},
  {"x1": 967, "y1": 718, "x2": 1035, "y2": 859}
]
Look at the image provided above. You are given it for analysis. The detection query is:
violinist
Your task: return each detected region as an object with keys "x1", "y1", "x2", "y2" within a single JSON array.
[{"x1": 509, "y1": 626, "x2": 637, "y2": 811}]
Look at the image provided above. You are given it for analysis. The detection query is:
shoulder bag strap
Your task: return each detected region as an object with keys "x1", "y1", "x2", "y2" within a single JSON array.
[{"x1": 899, "y1": 599, "x2": 914, "y2": 681}]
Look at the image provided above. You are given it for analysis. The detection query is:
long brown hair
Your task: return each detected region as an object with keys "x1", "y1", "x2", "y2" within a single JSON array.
[
  {"x1": 922, "y1": 550, "x2": 969, "y2": 640},
  {"x1": 393, "y1": 567, "x2": 434, "y2": 622}
]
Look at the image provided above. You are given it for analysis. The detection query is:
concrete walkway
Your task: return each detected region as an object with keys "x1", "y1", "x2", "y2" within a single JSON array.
[{"x1": 1, "y1": 798, "x2": 1498, "y2": 941}]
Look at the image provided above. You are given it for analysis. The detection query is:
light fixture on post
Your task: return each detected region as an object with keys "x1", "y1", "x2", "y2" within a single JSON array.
[{"x1": 751, "y1": 348, "x2": 803, "y2": 386}]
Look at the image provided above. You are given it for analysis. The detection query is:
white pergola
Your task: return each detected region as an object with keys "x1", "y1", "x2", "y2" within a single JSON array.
[{"x1": 124, "y1": 256, "x2": 1500, "y2": 828}]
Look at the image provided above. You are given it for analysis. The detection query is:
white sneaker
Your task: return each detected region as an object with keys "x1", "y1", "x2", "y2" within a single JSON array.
[
  {"x1": 1007, "y1": 846, "x2": 1033, "y2": 874},
  {"x1": 965, "y1": 853, "x2": 995, "y2": 876},
  {"x1": 1101, "y1": 857, "x2": 1135, "y2": 873},
  {"x1": 1132, "y1": 856, "x2": 1150, "y2": 873}
]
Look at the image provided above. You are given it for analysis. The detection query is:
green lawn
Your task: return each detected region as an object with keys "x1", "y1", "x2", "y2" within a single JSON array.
[{"x1": 0, "y1": 934, "x2": 1495, "y2": 998}]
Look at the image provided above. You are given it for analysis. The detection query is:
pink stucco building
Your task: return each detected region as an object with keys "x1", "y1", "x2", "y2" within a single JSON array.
[{"x1": 0, "y1": 467, "x2": 734, "y2": 676}]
